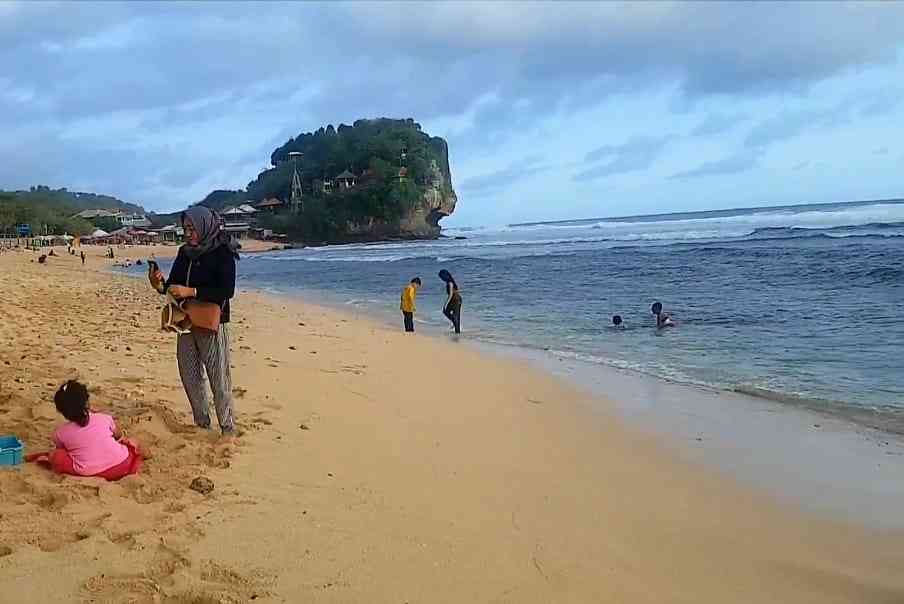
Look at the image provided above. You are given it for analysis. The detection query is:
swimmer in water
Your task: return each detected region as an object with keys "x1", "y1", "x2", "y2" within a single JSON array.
[
  {"x1": 651, "y1": 302, "x2": 675, "y2": 328},
  {"x1": 611, "y1": 315, "x2": 625, "y2": 329}
]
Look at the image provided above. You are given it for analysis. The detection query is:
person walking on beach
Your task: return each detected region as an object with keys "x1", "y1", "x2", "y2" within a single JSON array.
[
  {"x1": 400, "y1": 277, "x2": 421, "y2": 333},
  {"x1": 439, "y1": 269, "x2": 462, "y2": 334},
  {"x1": 150, "y1": 206, "x2": 240, "y2": 436},
  {"x1": 80, "y1": 251, "x2": 86, "y2": 265}
]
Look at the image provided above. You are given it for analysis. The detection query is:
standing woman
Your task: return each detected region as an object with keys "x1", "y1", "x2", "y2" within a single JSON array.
[
  {"x1": 439, "y1": 269, "x2": 462, "y2": 334},
  {"x1": 151, "y1": 206, "x2": 240, "y2": 435}
]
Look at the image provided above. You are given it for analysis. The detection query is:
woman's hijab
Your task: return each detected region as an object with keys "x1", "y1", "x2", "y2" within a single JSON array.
[
  {"x1": 438, "y1": 269, "x2": 458, "y2": 291},
  {"x1": 181, "y1": 205, "x2": 240, "y2": 260}
]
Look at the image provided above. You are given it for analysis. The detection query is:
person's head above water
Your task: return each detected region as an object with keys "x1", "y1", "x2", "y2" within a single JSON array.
[
  {"x1": 54, "y1": 380, "x2": 90, "y2": 427},
  {"x1": 410, "y1": 277, "x2": 422, "y2": 287},
  {"x1": 651, "y1": 302, "x2": 663, "y2": 316},
  {"x1": 612, "y1": 315, "x2": 623, "y2": 326}
]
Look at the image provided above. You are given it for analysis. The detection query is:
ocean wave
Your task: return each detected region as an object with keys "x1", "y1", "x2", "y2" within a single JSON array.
[
  {"x1": 732, "y1": 385, "x2": 904, "y2": 434},
  {"x1": 487, "y1": 342, "x2": 904, "y2": 433},
  {"x1": 863, "y1": 266, "x2": 904, "y2": 284},
  {"x1": 504, "y1": 202, "x2": 904, "y2": 236}
]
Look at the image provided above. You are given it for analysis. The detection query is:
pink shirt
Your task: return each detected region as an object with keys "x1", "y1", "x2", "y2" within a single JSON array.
[{"x1": 53, "y1": 412, "x2": 129, "y2": 476}]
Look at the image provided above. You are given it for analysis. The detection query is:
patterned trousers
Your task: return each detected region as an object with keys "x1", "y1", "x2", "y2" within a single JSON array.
[{"x1": 176, "y1": 326, "x2": 236, "y2": 433}]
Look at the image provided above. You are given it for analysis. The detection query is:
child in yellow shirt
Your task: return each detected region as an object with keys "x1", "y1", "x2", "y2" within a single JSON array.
[{"x1": 400, "y1": 277, "x2": 421, "y2": 332}]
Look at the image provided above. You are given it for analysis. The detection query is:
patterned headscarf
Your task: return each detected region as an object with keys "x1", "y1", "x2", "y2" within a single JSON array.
[{"x1": 181, "y1": 205, "x2": 239, "y2": 260}]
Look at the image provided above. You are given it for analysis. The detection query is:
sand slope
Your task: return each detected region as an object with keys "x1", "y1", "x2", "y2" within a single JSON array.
[{"x1": 0, "y1": 246, "x2": 902, "y2": 603}]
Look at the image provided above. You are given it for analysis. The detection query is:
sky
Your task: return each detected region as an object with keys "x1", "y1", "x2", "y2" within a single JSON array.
[{"x1": 1, "y1": 1, "x2": 903, "y2": 227}]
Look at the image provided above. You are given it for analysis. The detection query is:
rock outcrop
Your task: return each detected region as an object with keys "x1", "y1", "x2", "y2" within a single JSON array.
[{"x1": 205, "y1": 118, "x2": 458, "y2": 243}]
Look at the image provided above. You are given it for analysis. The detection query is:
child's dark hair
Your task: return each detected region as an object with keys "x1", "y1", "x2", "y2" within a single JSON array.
[
  {"x1": 54, "y1": 380, "x2": 90, "y2": 427},
  {"x1": 411, "y1": 277, "x2": 422, "y2": 285},
  {"x1": 651, "y1": 302, "x2": 663, "y2": 315},
  {"x1": 612, "y1": 315, "x2": 623, "y2": 326}
]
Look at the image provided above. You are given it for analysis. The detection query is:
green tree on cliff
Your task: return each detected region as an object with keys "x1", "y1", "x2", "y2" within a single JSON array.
[{"x1": 229, "y1": 118, "x2": 451, "y2": 241}]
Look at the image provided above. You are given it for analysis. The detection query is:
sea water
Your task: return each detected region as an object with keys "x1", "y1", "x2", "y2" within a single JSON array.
[{"x1": 151, "y1": 199, "x2": 904, "y2": 433}]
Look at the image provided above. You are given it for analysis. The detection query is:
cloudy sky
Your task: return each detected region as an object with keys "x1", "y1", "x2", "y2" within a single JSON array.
[{"x1": 2, "y1": 1, "x2": 903, "y2": 226}]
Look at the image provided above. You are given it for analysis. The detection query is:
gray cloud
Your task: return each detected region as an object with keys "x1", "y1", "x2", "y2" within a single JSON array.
[
  {"x1": 692, "y1": 113, "x2": 747, "y2": 137},
  {"x1": 858, "y1": 95, "x2": 902, "y2": 118},
  {"x1": 1, "y1": 2, "x2": 903, "y2": 208},
  {"x1": 742, "y1": 88, "x2": 901, "y2": 150},
  {"x1": 744, "y1": 105, "x2": 851, "y2": 149},
  {"x1": 574, "y1": 135, "x2": 674, "y2": 181},
  {"x1": 669, "y1": 151, "x2": 760, "y2": 180},
  {"x1": 459, "y1": 154, "x2": 551, "y2": 196}
]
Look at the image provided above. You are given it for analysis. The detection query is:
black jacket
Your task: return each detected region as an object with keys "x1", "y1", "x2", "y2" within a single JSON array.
[{"x1": 165, "y1": 244, "x2": 236, "y2": 323}]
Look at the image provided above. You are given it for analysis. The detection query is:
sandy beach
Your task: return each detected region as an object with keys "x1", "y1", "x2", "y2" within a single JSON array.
[{"x1": 0, "y1": 245, "x2": 902, "y2": 603}]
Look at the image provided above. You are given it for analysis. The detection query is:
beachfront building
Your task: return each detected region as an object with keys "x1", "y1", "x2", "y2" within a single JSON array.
[
  {"x1": 222, "y1": 204, "x2": 256, "y2": 239},
  {"x1": 222, "y1": 206, "x2": 256, "y2": 223},
  {"x1": 153, "y1": 224, "x2": 183, "y2": 242},
  {"x1": 118, "y1": 213, "x2": 152, "y2": 228},
  {"x1": 74, "y1": 208, "x2": 119, "y2": 220},
  {"x1": 223, "y1": 221, "x2": 252, "y2": 239},
  {"x1": 256, "y1": 198, "x2": 285, "y2": 213},
  {"x1": 336, "y1": 169, "x2": 357, "y2": 190},
  {"x1": 73, "y1": 208, "x2": 152, "y2": 228}
]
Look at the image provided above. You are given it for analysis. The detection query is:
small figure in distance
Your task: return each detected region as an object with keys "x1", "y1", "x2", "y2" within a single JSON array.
[
  {"x1": 611, "y1": 314, "x2": 625, "y2": 329},
  {"x1": 438, "y1": 269, "x2": 462, "y2": 334},
  {"x1": 651, "y1": 301, "x2": 676, "y2": 329},
  {"x1": 400, "y1": 277, "x2": 421, "y2": 333}
]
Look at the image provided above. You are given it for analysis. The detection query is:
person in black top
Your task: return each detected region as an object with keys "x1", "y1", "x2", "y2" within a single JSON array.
[
  {"x1": 438, "y1": 269, "x2": 462, "y2": 334},
  {"x1": 151, "y1": 206, "x2": 240, "y2": 435},
  {"x1": 651, "y1": 301, "x2": 675, "y2": 329}
]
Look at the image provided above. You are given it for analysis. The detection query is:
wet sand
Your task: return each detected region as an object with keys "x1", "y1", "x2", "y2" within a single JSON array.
[{"x1": 0, "y1": 246, "x2": 902, "y2": 603}]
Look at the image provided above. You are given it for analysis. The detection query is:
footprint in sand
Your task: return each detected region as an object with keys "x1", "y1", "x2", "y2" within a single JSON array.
[{"x1": 83, "y1": 544, "x2": 272, "y2": 603}]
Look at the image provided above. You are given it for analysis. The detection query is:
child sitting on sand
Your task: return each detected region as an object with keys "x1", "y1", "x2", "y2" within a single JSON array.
[{"x1": 37, "y1": 380, "x2": 143, "y2": 481}]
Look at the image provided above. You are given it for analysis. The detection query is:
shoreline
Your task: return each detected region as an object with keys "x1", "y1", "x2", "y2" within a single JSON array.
[
  {"x1": 114, "y1": 253, "x2": 904, "y2": 528},
  {"x1": 151, "y1": 239, "x2": 904, "y2": 440},
  {"x1": 236, "y1": 281, "x2": 904, "y2": 530},
  {"x1": 2, "y1": 247, "x2": 903, "y2": 602},
  {"x1": 182, "y1": 252, "x2": 904, "y2": 439}
]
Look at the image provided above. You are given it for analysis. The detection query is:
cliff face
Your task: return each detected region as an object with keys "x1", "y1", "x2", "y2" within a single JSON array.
[
  {"x1": 369, "y1": 138, "x2": 457, "y2": 239},
  {"x1": 218, "y1": 118, "x2": 458, "y2": 243}
]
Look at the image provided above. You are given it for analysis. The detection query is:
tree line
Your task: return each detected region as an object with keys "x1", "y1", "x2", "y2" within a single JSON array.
[{"x1": 0, "y1": 188, "x2": 126, "y2": 236}]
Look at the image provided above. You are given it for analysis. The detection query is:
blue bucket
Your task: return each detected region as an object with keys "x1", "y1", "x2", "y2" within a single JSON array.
[{"x1": 0, "y1": 436, "x2": 23, "y2": 466}]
